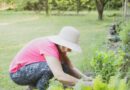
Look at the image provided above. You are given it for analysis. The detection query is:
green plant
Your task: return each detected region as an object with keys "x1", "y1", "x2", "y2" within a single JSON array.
[
  {"x1": 47, "y1": 75, "x2": 128, "y2": 90},
  {"x1": 120, "y1": 22, "x2": 130, "y2": 45},
  {"x1": 47, "y1": 79, "x2": 64, "y2": 90},
  {"x1": 91, "y1": 51, "x2": 123, "y2": 82},
  {"x1": 47, "y1": 79, "x2": 93, "y2": 90},
  {"x1": 119, "y1": 21, "x2": 130, "y2": 55},
  {"x1": 93, "y1": 76, "x2": 108, "y2": 90},
  {"x1": 93, "y1": 75, "x2": 127, "y2": 90},
  {"x1": 119, "y1": 21, "x2": 130, "y2": 77},
  {"x1": 107, "y1": 76, "x2": 127, "y2": 90}
]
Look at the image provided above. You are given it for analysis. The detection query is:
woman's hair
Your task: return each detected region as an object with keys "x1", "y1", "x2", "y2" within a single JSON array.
[{"x1": 55, "y1": 44, "x2": 68, "y2": 63}]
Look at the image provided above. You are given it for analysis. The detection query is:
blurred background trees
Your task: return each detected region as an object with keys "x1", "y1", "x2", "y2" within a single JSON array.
[{"x1": 0, "y1": 0, "x2": 124, "y2": 19}]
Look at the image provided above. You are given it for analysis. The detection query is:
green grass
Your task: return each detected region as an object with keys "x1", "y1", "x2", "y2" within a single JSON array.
[{"x1": 0, "y1": 10, "x2": 120, "y2": 90}]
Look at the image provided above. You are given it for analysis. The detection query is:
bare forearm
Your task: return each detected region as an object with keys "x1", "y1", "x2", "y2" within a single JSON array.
[
  {"x1": 72, "y1": 67, "x2": 93, "y2": 81},
  {"x1": 57, "y1": 73, "x2": 79, "y2": 86},
  {"x1": 72, "y1": 67, "x2": 87, "y2": 79}
]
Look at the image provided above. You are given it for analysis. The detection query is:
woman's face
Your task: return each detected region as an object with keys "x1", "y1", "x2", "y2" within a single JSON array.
[{"x1": 59, "y1": 46, "x2": 71, "y2": 53}]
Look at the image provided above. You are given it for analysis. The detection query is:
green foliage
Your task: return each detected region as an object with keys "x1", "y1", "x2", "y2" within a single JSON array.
[
  {"x1": 14, "y1": 0, "x2": 39, "y2": 10},
  {"x1": 93, "y1": 76, "x2": 128, "y2": 90},
  {"x1": 93, "y1": 75, "x2": 127, "y2": 90},
  {"x1": 93, "y1": 76, "x2": 127, "y2": 90},
  {"x1": 52, "y1": 0, "x2": 95, "y2": 11},
  {"x1": 93, "y1": 76, "x2": 108, "y2": 90},
  {"x1": 128, "y1": 79, "x2": 130, "y2": 90},
  {"x1": 108, "y1": 76, "x2": 127, "y2": 90},
  {"x1": 120, "y1": 22, "x2": 130, "y2": 45},
  {"x1": 55, "y1": 0, "x2": 74, "y2": 11},
  {"x1": 105, "y1": 0, "x2": 122, "y2": 10},
  {"x1": 0, "y1": 0, "x2": 15, "y2": 4},
  {"x1": 47, "y1": 79, "x2": 64, "y2": 90},
  {"x1": 91, "y1": 51, "x2": 124, "y2": 82},
  {"x1": 0, "y1": 0, "x2": 123, "y2": 12},
  {"x1": 47, "y1": 79, "x2": 93, "y2": 90},
  {"x1": 119, "y1": 21, "x2": 130, "y2": 77},
  {"x1": 47, "y1": 76, "x2": 128, "y2": 90}
]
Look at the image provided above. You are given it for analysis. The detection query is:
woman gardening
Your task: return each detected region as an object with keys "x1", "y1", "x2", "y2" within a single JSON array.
[{"x1": 9, "y1": 26, "x2": 93, "y2": 90}]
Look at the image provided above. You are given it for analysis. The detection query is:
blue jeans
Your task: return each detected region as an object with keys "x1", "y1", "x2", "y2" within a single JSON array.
[{"x1": 10, "y1": 62, "x2": 71, "y2": 90}]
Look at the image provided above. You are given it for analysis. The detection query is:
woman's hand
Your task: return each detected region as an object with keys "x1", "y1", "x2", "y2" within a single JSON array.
[
  {"x1": 83, "y1": 76, "x2": 93, "y2": 81},
  {"x1": 84, "y1": 81, "x2": 93, "y2": 87}
]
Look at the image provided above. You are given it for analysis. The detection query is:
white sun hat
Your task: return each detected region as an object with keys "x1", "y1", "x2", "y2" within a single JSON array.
[{"x1": 48, "y1": 26, "x2": 82, "y2": 52}]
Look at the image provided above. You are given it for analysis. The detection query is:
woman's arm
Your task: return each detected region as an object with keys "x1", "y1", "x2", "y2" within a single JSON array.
[
  {"x1": 45, "y1": 56, "x2": 79, "y2": 86},
  {"x1": 63, "y1": 55, "x2": 93, "y2": 81},
  {"x1": 71, "y1": 67, "x2": 93, "y2": 81}
]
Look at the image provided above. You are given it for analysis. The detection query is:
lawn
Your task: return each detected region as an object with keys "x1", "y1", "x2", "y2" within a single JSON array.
[{"x1": 0, "y1": 10, "x2": 120, "y2": 90}]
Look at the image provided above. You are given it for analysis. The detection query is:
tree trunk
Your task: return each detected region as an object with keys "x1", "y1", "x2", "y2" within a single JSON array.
[
  {"x1": 97, "y1": 6, "x2": 104, "y2": 20},
  {"x1": 38, "y1": 0, "x2": 49, "y2": 15},
  {"x1": 45, "y1": 0, "x2": 49, "y2": 15},
  {"x1": 76, "y1": 0, "x2": 81, "y2": 14},
  {"x1": 95, "y1": 0, "x2": 108, "y2": 20}
]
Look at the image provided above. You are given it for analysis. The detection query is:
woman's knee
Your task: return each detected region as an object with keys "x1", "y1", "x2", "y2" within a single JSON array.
[{"x1": 36, "y1": 73, "x2": 53, "y2": 90}]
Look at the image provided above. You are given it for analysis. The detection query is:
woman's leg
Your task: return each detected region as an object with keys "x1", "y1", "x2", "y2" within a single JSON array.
[
  {"x1": 10, "y1": 62, "x2": 53, "y2": 90},
  {"x1": 36, "y1": 65, "x2": 53, "y2": 90}
]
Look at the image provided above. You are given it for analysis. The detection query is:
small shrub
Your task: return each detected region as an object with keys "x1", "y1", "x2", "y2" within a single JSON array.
[
  {"x1": 107, "y1": 76, "x2": 127, "y2": 90},
  {"x1": 93, "y1": 76, "x2": 108, "y2": 90},
  {"x1": 120, "y1": 22, "x2": 130, "y2": 45},
  {"x1": 47, "y1": 79, "x2": 64, "y2": 90},
  {"x1": 119, "y1": 21, "x2": 130, "y2": 77},
  {"x1": 93, "y1": 75, "x2": 127, "y2": 90},
  {"x1": 91, "y1": 51, "x2": 123, "y2": 82}
]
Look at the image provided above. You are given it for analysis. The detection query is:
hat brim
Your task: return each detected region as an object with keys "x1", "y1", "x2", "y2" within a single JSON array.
[{"x1": 48, "y1": 36, "x2": 82, "y2": 53}]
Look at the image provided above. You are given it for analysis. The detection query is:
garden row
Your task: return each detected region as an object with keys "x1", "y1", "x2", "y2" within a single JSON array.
[{"x1": 47, "y1": 20, "x2": 130, "y2": 90}]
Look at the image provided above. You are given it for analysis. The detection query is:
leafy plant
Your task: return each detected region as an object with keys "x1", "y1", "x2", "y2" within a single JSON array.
[
  {"x1": 47, "y1": 78, "x2": 64, "y2": 90},
  {"x1": 93, "y1": 75, "x2": 127, "y2": 90},
  {"x1": 120, "y1": 22, "x2": 130, "y2": 45},
  {"x1": 91, "y1": 51, "x2": 123, "y2": 82},
  {"x1": 107, "y1": 76, "x2": 127, "y2": 90},
  {"x1": 93, "y1": 76, "x2": 108, "y2": 90},
  {"x1": 119, "y1": 21, "x2": 130, "y2": 77},
  {"x1": 47, "y1": 75, "x2": 128, "y2": 90}
]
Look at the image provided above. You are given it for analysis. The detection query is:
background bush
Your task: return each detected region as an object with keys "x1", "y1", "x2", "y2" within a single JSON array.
[
  {"x1": 1, "y1": 0, "x2": 122, "y2": 11},
  {"x1": 119, "y1": 21, "x2": 130, "y2": 77}
]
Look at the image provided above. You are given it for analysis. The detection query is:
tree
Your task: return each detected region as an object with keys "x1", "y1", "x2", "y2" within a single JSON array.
[
  {"x1": 45, "y1": 0, "x2": 49, "y2": 15},
  {"x1": 76, "y1": 0, "x2": 81, "y2": 14},
  {"x1": 38, "y1": 0, "x2": 49, "y2": 15},
  {"x1": 95, "y1": 0, "x2": 109, "y2": 20}
]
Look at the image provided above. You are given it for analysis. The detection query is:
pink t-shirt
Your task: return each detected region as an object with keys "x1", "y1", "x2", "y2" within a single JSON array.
[{"x1": 9, "y1": 37, "x2": 60, "y2": 73}]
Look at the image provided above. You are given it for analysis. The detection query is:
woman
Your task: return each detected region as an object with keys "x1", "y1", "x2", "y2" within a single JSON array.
[{"x1": 9, "y1": 26, "x2": 93, "y2": 90}]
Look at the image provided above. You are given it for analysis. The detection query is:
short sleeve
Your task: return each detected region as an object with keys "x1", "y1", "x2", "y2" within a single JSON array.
[{"x1": 39, "y1": 41, "x2": 60, "y2": 61}]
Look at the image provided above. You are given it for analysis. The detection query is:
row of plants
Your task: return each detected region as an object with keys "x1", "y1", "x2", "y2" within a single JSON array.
[
  {"x1": 90, "y1": 21, "x2": 130, "y2": 90},
  {"x1": 47, "y1": 75, "x2": 128, "y2": 90},
  {"x1": 119, "y1": 21, "x2": 130, "y2": 89},
  {"x1": 91, "y1": 50, "x2": 124, "y2": 83}
]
